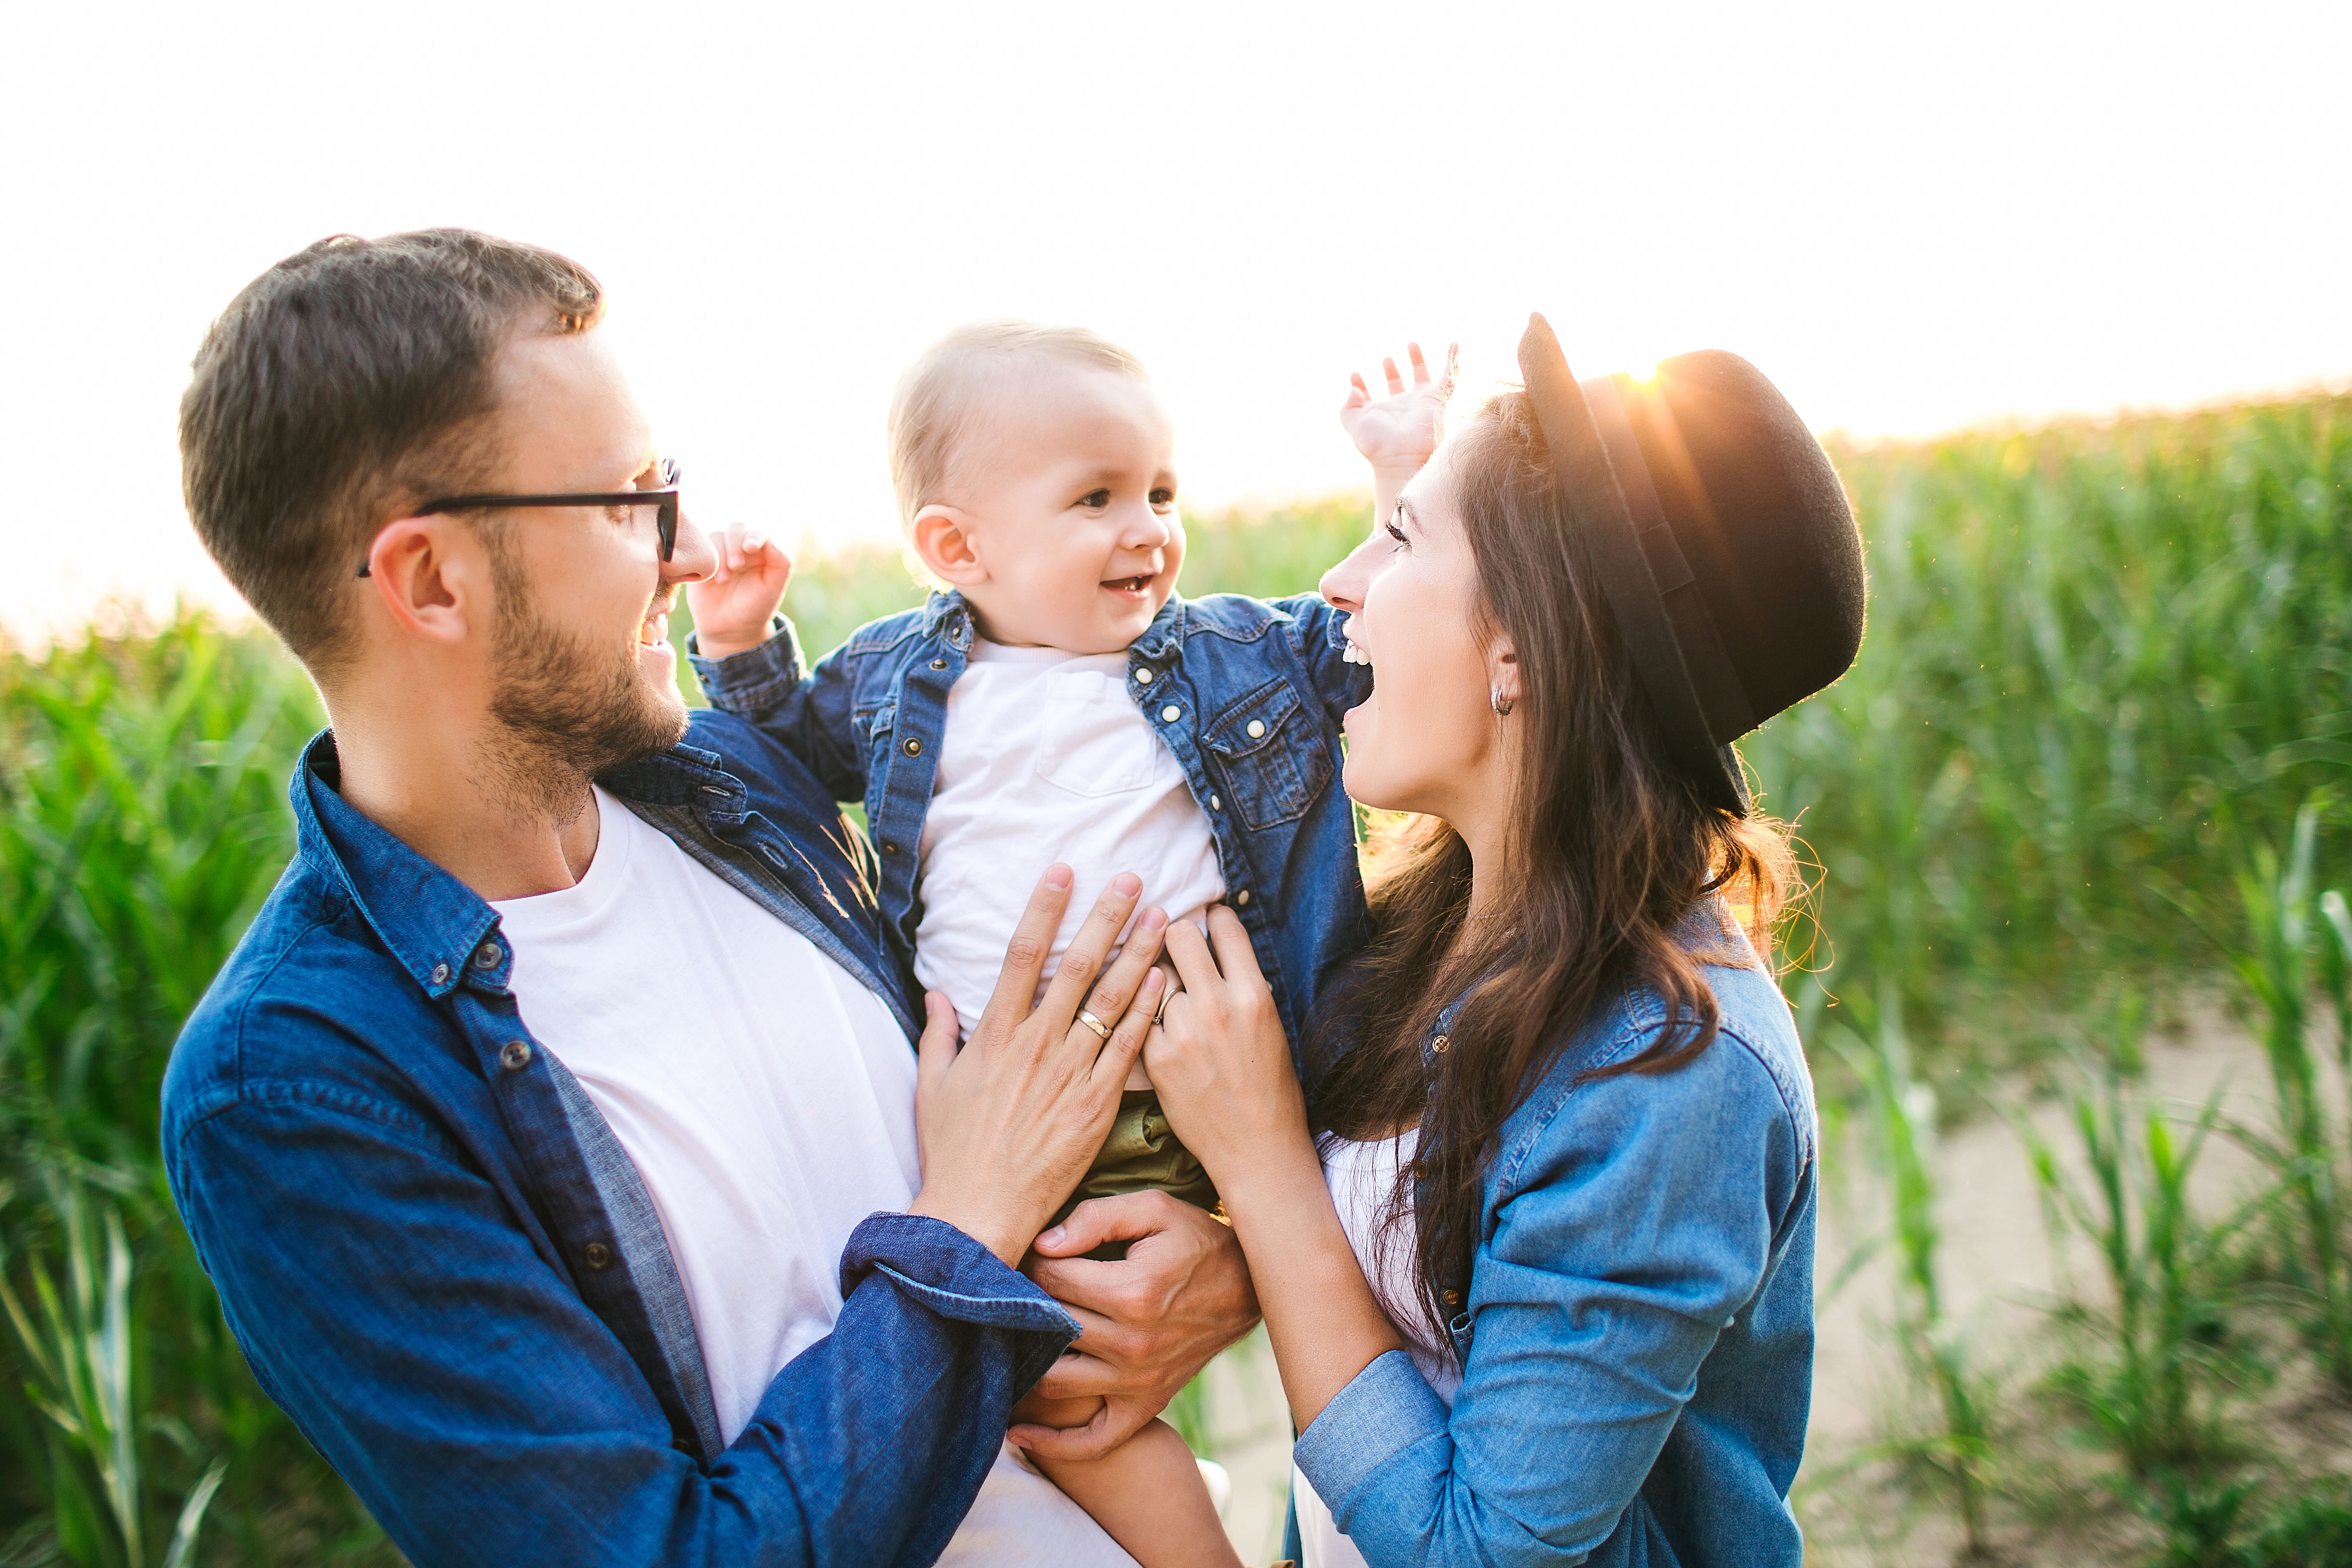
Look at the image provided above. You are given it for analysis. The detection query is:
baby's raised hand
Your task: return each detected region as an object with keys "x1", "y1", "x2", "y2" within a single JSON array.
[
  {"x1": 1339, "y1": 340, "x2": 1458, "y2": 480},
  {"x1": 687, "y1": 529, "x2": 794, "y2": 661}
]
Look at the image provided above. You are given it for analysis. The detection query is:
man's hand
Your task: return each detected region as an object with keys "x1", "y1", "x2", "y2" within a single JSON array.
[
  {"x1": 686, "y1": 527, "x2": 794, "y2": 660},
  {"x1": 1339, "y1": 340, "x2": 1458, "y2": 488},
  {"x1": 1010, "y1": 1191, "x2": 1260, "y2": 1461}
]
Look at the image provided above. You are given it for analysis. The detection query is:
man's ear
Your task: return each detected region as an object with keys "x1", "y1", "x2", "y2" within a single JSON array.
[
  {"x1": 908, "y1": 504, "x2": 988, "y2": 588},
  {"x1": 362, "y1": 516, "x2": 490, "y2": 646}
]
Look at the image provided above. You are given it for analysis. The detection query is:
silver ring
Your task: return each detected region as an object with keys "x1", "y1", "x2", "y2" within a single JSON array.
[{"x1": 1075, "y1": 1008, "x2": 1112, "y2": 1041}]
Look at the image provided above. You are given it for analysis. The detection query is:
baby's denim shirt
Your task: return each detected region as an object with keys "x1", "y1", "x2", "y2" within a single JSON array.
[{"x1": 689, "y1": 589, "x2": 1373, "y2": 1051}]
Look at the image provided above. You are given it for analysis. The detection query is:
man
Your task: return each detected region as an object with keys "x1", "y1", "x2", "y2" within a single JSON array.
[{"x1": 163, "y1": 230, "x2": 1254, "y2": 1565}]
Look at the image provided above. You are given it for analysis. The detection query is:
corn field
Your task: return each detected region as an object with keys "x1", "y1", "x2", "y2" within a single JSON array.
[{"x1": 2, "y1": 393, "x2": 2346, "y2": 1564}]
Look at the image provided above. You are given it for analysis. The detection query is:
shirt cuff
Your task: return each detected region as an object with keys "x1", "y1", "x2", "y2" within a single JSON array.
[
  {"x1": 1292, "y1": 1348, "x2": 1451, "y2": 1514},
  {"x1": 843, "y1": 1213, "x2": 1081, "y2": 1398},
  {"x1": 686, "y1": 616, "x2": 803, "y2": 715}
]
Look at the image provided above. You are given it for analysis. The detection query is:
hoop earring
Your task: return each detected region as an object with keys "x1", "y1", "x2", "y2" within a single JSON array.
[{"x1": 1490, "y1": 687, "x2": 1514, "y2": 716}]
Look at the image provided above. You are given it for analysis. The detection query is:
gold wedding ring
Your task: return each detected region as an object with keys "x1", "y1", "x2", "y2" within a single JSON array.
[{"x1": 1075, "y1": 1008, "x2": 1113, "y2": 1040}]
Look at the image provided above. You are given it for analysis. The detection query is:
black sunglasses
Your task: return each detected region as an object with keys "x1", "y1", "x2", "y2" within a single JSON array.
[{"x1": 356, "y1": 458, "x2": 681, "y2": 577}]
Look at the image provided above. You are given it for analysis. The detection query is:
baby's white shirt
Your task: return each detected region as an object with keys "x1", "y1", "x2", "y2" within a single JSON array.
[{"x1": 914, "y1": 638, "x2": 1224, "y2": 1041}]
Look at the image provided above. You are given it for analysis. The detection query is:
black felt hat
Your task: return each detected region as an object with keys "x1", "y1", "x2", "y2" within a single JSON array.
[{"x1": 1517, "y1": 314, "x2": 1867, "y2": 814}]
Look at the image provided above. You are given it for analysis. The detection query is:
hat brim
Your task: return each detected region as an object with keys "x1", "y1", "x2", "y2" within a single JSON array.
[{"x1": 1517, "y1": 313, "x2": 1750, "y2": 814}]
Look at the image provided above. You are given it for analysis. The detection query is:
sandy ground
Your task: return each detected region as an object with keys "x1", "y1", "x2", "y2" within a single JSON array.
[{"x1": 1192, "y1": 998, "x2": 2324, "y2": 1565}]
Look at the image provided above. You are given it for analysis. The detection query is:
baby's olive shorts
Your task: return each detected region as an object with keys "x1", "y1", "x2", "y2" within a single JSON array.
[{"x1": 1049, "y1": 1089, "x2": 1220, "y2": 1260}]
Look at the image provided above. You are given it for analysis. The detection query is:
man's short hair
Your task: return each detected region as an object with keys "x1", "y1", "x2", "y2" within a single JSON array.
[
  {"x1": 885, "y1": 320, "x2": 1146, "y2": 527},
  {"x1": 179, "y1": 230, "x2": 603, "y2": 675}
]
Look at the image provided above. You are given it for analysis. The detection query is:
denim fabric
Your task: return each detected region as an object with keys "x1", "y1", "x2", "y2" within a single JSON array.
[
  {"x1": 161, "y1": 716, "x2": 1081, "y2": 1568},
  {"x1": 1292, "y1": 933, "x2": 1819, "y2": 1568},
  {"x1": 688, "y1": 588, "x2": 1373, "y2": 1055}
]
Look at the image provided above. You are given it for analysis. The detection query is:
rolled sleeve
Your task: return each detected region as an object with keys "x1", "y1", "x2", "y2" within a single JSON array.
[
  {"x1": 840, "y1": 1212, "x2": 1081, "y2": 1395},
  {"x1": 1294, "y1": 1349, "x2": 1453, "y2": 1510},
  {"x1": 688, "y1": 617, "x2": 804, "y2": 717}
]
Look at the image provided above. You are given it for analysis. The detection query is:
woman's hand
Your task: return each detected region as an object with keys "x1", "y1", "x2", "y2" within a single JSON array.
[
  {"x1": 685, "y1": 527, "x2": 793, "y2": 660},
  {"x1": 1146, "y1": 906, "x2": 1405, "y2": 1432},
  {"x1": 1143, "y1": 906, "x2": 1312, "y2": 1186},
  {"x1": 908, "y1": 866, "x2": 1170, "y2": 1265},
  {"x1": 1340, "y1": 340, "x2": 1458, "y2": 488}
]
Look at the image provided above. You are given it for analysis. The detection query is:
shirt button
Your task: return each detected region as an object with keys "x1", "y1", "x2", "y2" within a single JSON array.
[
  {"x1": 500, "y1": 1040, "x2": 533, "y2": 1071},
  {"x1": 930, "y1": 658, "x2": 947, "y2": 670},
  {"x1": 902, "y1": 737, "x2": 923, "y2": 757},
  {"x1": 1160, "y1": 705, "x2": 1181, "y2": 723},
  {"x1": 1246, "y1": 719, "x2": 1266, "y2": 739},
  {"x1": 472, "y1": 940, "x2": 503, "y2": 970},
  {"x1": 583, "y1": 1242, "x2": 614, "y2": 1271},
  {"x1": 1133, "y1": 667, "x2": 1154, "y2": 684},
  {"x1": 1442, "y1": 1290, "x2": 1460, "y2": 1306},
  {"x1": 1233, "y1": 889, "x2": 1251, "y2": 907},
  {"x1": 429, "y1": 962, "x2": 450, "y2": 986},
  {"x1": 882, "y1": 841, "x2": 899, "y2": 855},
  {"x1": 1209, "y1": 794, "x2": 1221, "y2": 811},
  {"x1": 1432, "y1": 1033, "x2": 1451, "y2": 1054}
]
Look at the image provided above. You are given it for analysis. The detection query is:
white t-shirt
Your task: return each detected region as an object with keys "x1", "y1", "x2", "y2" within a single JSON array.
[
  {"x1": 1296, "y1": 1129, "x2": 1462, "y2": 1568},
  {"x1": 492, "y1": 788, "x2": 1132, "y2": 1566},
  {"x1": 914, "y1": 639, "x2": 1225, "y2": 1041}
]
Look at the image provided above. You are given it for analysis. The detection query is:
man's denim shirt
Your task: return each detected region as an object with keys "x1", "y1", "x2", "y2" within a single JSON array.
[
  {"x1": 160, "y1": 715, "x2": 1081, "y2": 1568},
  {"x1": 689, "y1": 589, "x2": 1373, "y2": 1053},
  {"x1": 1292, "y1": 914, "x2": 1819, "y2": 1567}
]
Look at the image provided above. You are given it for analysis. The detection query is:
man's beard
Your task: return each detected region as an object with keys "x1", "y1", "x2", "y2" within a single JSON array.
[{"x1": 479, "y1": 567, "x2": 688, "y2": 818}]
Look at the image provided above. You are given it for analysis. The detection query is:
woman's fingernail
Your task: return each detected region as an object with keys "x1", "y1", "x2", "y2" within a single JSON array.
[
  {"x1": 1038, "y1": 1225, "x2": 1064, "y2": 1247},
  {"x1": 1141, "y1": 907, "x2": 1168, "y2": 932},
  {"x1": 1045, "y1": 865, "x2": 1072, "y2": 890},
  {"x1": 1114, "y1": 872, "x2": 1141, "y2": 897},
  {"x1": 1143, "y1": 970, "x2": 1166, "y2": 994}
]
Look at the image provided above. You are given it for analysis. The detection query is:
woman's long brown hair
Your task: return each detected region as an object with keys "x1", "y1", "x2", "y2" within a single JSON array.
[{"x1": 1307, "y1": 386, "x2": 1796, "y2": 1352}]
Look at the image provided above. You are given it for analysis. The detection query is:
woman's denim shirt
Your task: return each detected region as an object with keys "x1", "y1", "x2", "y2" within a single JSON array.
[
  {"x1": 689, "y1": 588, "x2": 1373, "y2": 1052},
  {"x1": 1295, "y1": 915, "x2": 1819, "y2": 1567}
]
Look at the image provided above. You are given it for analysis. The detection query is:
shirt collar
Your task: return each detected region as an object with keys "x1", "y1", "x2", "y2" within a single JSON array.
[
  {"x1": 291, "y1": 731, "x2": 745, "y2": 998},
  {"x1": 292, "y1": 731, "x2": 500, "y2": 998},
  {"x1": 917, "y1": 588, "x2": 1190, "y2": 665}
]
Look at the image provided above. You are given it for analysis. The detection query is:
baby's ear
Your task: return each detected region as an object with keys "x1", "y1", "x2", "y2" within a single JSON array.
[{"x1": 909, "y1": 504, "x2": 988, "y2": 587}]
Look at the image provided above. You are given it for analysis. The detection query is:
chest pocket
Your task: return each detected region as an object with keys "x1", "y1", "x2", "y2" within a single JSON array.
[
  {"x1": 1036, "y1": 671, "x2": 1168, "y2": 798},
  {"x1": 1204, "y1": 679, "x2": 1329, "y2": 831}
]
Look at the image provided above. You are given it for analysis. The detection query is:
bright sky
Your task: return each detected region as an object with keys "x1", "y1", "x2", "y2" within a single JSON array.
[{"x1": 5, "y1": 1, "x2": 2346, "y2": 641}]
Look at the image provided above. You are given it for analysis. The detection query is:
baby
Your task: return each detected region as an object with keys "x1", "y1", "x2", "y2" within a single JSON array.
[{"x1": 687, "y1": 321, "x2": 1450, "y2": 1565}]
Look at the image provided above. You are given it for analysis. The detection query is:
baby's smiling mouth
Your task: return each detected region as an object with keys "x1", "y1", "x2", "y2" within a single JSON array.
[{"x1": 1101, "y1": 573, "x2": 1156, "y2": 595}]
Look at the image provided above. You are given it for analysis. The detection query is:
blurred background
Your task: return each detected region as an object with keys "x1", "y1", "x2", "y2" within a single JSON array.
[{"x1": 3, "y1": 3, "x2": 2349, "y2": 1565}]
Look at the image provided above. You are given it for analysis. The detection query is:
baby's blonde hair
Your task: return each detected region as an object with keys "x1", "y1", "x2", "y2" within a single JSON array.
[{"x1": 887, "y1": 319, "x2": 1148, "y2": 526}]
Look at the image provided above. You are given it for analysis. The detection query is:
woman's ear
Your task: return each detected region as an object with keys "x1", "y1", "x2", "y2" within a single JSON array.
[
  {"x1": 908, "y1": 504, "x2": 988, "y2": 587},
  {"x1": 362, "y1": 516, "x2": 478, "y2": 646},
  {"x1": 1489, "y1": 641, "x2": 1521, "y2": 709}
]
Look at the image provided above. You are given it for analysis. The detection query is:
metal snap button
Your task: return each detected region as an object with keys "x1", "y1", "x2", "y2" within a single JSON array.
[
  {"x1": 1443, "y1": 1289, "x2": 1460, "y2": 1306},
  {"x1": 930, "y1": 658, "x2": 947, "y2": 670},
  {"x1": 902, "y1": 737, "x2": 923, "y2": 757},
  {"x1": 472, "y1": 940, "x2": 502, "y2": 970},
  {"x1": 1234, "y1": 889, "x2": 1251, "y2": 907},
  {"x1": 882, "y1": 842, "x2": 899, "y2": 855},
  {"x1": 1246, "y1": 718, "x2": 1266, "y2": 739},
  {"x1": 583, "y1": 1242, "x2": 614, "y2": 1271},
  {"x1": 500, "y1": 1040, "x2": 532, "y2": 1070},
  {"x1": 1209, "y1": 794, "x2": 1221, "y2": 811},
  {"x1": 429, "y1": 962, "x2": 450, "y2": 986},
  {"x1": 1133, "y1": 666, "x2": 1153, "y2": 683},
  {"x1": 1160, "y1": 705, "x2": 1181, "y2": 723}
]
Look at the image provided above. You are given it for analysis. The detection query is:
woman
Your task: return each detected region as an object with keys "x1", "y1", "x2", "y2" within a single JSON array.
[{"x1": 1141, "y1": 316, "x2": 1865, "y2": 1565}]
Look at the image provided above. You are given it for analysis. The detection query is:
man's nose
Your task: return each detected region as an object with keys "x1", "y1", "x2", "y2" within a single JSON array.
[{"x1": 663, "y1": 507, "x2": 717, "y2": 585}]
